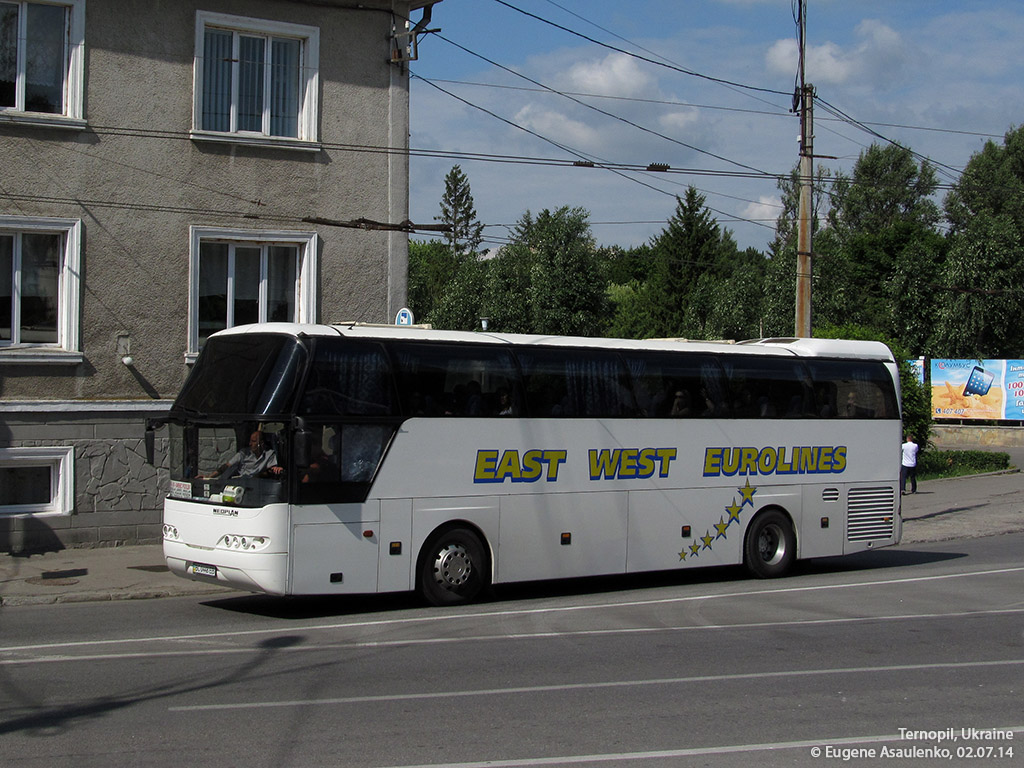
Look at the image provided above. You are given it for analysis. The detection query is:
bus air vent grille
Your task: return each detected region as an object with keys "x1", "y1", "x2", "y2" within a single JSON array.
[
  {"x1": 846, "y1": 486, "x2": 895, "y2": 541},
  {"x1": 821, "y1": 488, "x2": 840, "y2": 503}
]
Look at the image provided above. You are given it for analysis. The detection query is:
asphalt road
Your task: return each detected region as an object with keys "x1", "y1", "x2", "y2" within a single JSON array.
[{"x1": 1, "y1": 532, "x2": 1022, "y2": 768}]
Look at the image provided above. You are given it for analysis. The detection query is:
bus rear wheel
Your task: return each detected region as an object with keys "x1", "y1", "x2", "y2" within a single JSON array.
[
  {"x1": 744, "y1": 510, "x2": 796, "y2": 579},
  {"x1": 419, "y1": 527, "x2": 488, "y2": 606}
]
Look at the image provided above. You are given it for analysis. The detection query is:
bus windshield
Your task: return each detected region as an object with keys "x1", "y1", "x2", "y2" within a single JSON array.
[
  {"x1": 175, "y1": 334, "x2": 308, "y2": 417},
  {"x1": 167, "y1": 421, "x2": 288, "y2": 508}
]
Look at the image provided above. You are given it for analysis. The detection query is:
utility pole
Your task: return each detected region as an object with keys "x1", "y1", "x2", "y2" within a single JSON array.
[{"x1": 794, "y1": 0, "x2": 813, "y2": 338}]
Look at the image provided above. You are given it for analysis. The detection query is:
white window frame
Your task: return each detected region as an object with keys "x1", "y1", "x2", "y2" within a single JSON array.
[
  {"x1": 191, "y1": 11, "x2": 320, "y2": 150},
  {"x1": 0, "y1": 215, "x2": 82, "y2": 363},
  {"x1": 0, "y1": 445, "x2": 74, "y2": 517},
  {"x1": 0, "y1": 0, "x2": 86, "y2": 128},
  {"x1": 187, "y1": 225, "x2": 318, "y2": 362}
]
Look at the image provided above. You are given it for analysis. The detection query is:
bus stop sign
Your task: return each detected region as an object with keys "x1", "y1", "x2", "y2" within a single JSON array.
[{"x1": 395, "y1": 307, "x2": 414, "y2": 326}]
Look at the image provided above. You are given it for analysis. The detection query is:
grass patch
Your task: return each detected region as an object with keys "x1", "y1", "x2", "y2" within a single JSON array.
[{"x1": 918, "y1": 450, "x2": 1011, "y2": 481}]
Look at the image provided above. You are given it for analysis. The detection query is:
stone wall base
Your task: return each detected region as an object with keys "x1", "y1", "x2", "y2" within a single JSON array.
[
  {"x1": 1, "y1": 407, "x2": 169, "y2": 554},
  {"x1": 931, "y1": 424, "x2": 1024, "y2": 449}
]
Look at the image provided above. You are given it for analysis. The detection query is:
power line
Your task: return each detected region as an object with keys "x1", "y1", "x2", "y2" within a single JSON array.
[
  {"x1": 424, "y1": 77, "x2": 1003, "y2": 141},
  {"x1": 491, "y1": 0, "x2": 790, "y2": 98},
  {"x1": 432, "y1": 33, "x2": 774, "y2": 177}
]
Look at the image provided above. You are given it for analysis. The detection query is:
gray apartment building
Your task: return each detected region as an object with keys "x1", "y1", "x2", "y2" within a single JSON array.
[{"x1": 1, "y1": 0, "x2": 439, "y2": 551}]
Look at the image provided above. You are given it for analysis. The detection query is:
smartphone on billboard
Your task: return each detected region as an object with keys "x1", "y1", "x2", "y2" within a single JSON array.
[{"x1": 963, "y1": 366, "x2": 995, "y2": 397}]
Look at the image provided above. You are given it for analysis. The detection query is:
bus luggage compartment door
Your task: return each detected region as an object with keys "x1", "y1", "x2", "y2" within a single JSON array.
[
  {"x1": 497, "y1": 492, "x2": 627, "y2": 583},
  {"x1": 291, "y1": 523, "x2": 380, "y2": 594}
]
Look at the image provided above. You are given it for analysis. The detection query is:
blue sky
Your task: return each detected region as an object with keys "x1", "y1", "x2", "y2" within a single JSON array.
[{"x1": 408, "y1": 0, "x2": 1023, "y2": 252}]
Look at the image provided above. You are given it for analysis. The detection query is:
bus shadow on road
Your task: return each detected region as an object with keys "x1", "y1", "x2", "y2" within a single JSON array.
[
  {"x1": 199, "y1": 549, "x2": 967, "y2": 620},
  {"x1": 797, "y1": 547, "x2": 967, "y2": 576}
]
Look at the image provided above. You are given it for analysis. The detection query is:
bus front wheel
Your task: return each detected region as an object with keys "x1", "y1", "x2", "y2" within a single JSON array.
[
  {"x1": 743, "y1": 510, "x2": 796, "y2": 579},
  {"x1": 419, "y1": 527, "x2": 488, "y2": 606}
]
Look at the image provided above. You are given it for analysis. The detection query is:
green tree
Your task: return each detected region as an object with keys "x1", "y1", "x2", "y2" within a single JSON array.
[
  {"x1": 818, "y1": 144, "x2": 943, "y2": 346},
  {"x1": 436, "y1": 165, "x2": 484, "y2": 263},
  {"x1": 429, "y1": 206, "x2": 608, "y2": 336},
  {"x1": 610, "y1": 188, "x2": 766, "y2": 340},
  {"x1": 428, "y1": 257, "x2": 489, "y2": 331},
  {"x1": 932, "y1": 212, "x2": 1024, "y2": 357},
  {"x1": 502, "y1": 207, "x2": 608, "y2": 336},
  {"x1": 643, "y1": 188, "x2": 725, "y2": 338},
  {"x1": 934, "y1": 126, "x2": 1024, "y2": 357},
  {"x1": 408, "y1": 239, "x2": 457, "y2": 321}
]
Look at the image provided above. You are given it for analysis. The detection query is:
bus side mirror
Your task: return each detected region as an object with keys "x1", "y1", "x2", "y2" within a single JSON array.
[
  {"x1": 293, "y1": 422, "x2": 313, "y2": 469},
  {"x1": 144, "y1": 419, "x2": 160, "y2": 465}
]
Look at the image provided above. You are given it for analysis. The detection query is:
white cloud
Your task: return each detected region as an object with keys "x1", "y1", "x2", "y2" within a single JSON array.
[
  {"x1": 564, "y1": 52, "x2": 655, "y2": 97},
  {"x1": 659, "y1": 109, "x2": 701, "y2": 132},
  {"x1": 513, "y1": 103, "x2": 601, "y2": 150},
  {"x1": 765, "y1": 19, "x2": 908, "y2": 86},
  {"x1": 742, "y1": 194, "x2": 782, "y2": 225}
]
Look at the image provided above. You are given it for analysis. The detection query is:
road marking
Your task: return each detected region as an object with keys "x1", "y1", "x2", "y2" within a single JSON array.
[
  {"x1": 167, "y1": 659, "x2": 1024, "y2": 713},
  {"x1": 3, "y1": 607, "x2": 1024, "y2": 666},
  {"x1": 377, "y1": 730, "x2": 1024, "y2": 767},
  {"x1": 384, "y1": 729, "x2": 1024, "y2": 767},
  {"x1": 1, "y1": 565, "x2": 1022, "y2": 656}
]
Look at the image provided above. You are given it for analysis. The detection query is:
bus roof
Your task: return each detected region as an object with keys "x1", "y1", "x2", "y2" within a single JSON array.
[{"x1": 212, "y1": 323, "x2": 895, "y2": 363}]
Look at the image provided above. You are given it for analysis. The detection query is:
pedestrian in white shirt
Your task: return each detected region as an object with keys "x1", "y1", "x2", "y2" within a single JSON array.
[{"x1": 901, "y1": 434, "x2": 919, "y2": 494}]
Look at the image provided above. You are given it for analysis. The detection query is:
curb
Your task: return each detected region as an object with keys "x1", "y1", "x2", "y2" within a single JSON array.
[{"x1": 1, "y1": 586, "x2": 233, "y2": 607}]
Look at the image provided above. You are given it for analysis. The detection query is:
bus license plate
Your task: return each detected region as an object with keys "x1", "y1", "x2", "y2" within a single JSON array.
[{"x1": 190, "y1": 562, "x2": 217, "y2": 578}]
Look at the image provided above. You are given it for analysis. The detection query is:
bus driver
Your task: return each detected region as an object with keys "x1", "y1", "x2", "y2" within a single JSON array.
[{"x1": 203, "y1": 430, "x2": 283, "y2": 479}]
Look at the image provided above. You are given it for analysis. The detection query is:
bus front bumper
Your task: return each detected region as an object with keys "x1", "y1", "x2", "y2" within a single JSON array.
[{"x1": 164, "y1": 539, "x2": 289, "y2": 595}]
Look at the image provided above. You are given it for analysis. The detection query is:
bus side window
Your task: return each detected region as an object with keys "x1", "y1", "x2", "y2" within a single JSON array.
[
  {"x1": 517, "y1": 348, "x2": 636, "y2": 418},
  {"x1": 622, "y1": 352, "x2": 727, "y2": 418},
  {"x1": 300, "y1": 339, "x2": 396, "y2": 417},
  {"x1": 806, "y1": 360, "x2": 898, "y2": 420},
  {"x1": 391, "y1": 342, "x2": 522, "y2": 419},
  {"x1": 341, "y1": 424, "x2": 390, "y2": 483},
  {"x1": 721, "y1": 357, "x2": 814, "y2": 419}
]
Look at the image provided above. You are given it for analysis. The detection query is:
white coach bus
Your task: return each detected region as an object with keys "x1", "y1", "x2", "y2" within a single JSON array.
[{"x1": 156, "y1": 323, "x2": 902, "y2": 605}]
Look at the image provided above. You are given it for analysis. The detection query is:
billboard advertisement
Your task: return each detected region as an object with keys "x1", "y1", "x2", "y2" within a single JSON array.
[{"x1": 930, "y1": 359, "x2": 1024, "y2": 420}]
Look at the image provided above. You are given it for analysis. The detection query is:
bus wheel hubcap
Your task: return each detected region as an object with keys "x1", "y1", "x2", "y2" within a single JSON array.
[
  {"x1": 434, "y1": 544, "x2": 472, "y2": 588},
  {"x1": 759, "y1": 524, "x2": 785, "y2": 565}
]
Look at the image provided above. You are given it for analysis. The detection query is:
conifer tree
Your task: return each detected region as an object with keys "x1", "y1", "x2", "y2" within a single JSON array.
[{"x1": 436, "y1": 165, "x2": 484, "y2": 263}]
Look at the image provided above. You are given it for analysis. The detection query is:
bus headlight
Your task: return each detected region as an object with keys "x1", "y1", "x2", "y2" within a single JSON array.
[
  {"x1": 218, "y1": 534, "x2": 270, "y2": 552},
  {"x1": 163, "y1": 524, "x2": 180, "y2": 541}
]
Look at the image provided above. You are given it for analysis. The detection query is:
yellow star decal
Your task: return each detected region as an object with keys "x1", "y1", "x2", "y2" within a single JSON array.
[
  {"x1": 679, "y1": 548, "x2": 688, "y2": 561},
  {"x1": 714, "y1": 517, "x2": 730, "y2": 539},
  {"x1": 701, "y1": 532, "x2": 714, "y2": 550},
  {"x1": 689, "y1": 541, "x2": 702, "y2": 557},
  {"x1": 725, "y1": 499, "x2": 743, "y2": 524},
  {"x1": 739, "y1": 479, "x2": 757, "y2": 506}
]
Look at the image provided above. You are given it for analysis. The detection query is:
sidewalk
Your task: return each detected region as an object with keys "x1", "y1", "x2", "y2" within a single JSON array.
[
  {"x1": 0, "y1": 543, "x2": 233, "y2": 606},
  {"x1": 2, "y1": 462, "x2": 1022, "y2": 607}
]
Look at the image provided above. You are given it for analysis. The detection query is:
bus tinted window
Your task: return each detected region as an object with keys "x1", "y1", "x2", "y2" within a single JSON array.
[
  {"x1": 299, "y1": 339, "x2": 396, "y2": 416},
  {"x1": 806, "y1": 359, "x2": 899, "y2": 419},
  {"x1": 720, "y1": 356, "x2": 816, "y2": 418},
  {"x1": 391, "y1": 343, "x2": 522, "y2": 417},
  {"x1": 624, "y1": 352, "x2": 728, "y2": 417},
  {"x1": 517, "y1": 348, "x2": 637, "y2": 417},
  {"x1": 176, "y1": 335, "x2": 307, "y2": 416}
]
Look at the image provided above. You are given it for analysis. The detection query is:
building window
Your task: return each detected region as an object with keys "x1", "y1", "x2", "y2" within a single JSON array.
[
  {"x1": 193, "y1": 12, "x2": 319, "y2": 146},
  {"x1": 0, "y1": 446, "x2": 74, "y2": 516},
  {"x1": 0, "y1": 0, "x2": 85, "y2": 123},
  {"x1": 0, "y1": 216, "x2": 81, "y2": 361},
  {"x1": 188, "y1": 226, "x2": 318, "y2": 361}
]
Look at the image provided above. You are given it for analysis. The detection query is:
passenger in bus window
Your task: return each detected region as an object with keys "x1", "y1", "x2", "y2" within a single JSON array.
[
  {"x1": 845, "y1": 391, "x2": 874, "y2": 418},
  {"x1": 497, "y1": 387, "x2": 515, "y2": 416},
  {"x1": 302, "y1": 432, "x2": 339, "y2": 484},
  {"x1": 670, "y1": 390, "x2": 692, "y2": 417},
  {"x1": 465, "y1": 380, "x2": 484, "y2": 415}
]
